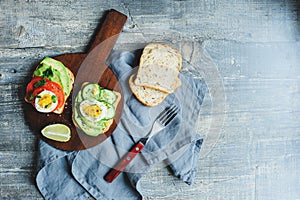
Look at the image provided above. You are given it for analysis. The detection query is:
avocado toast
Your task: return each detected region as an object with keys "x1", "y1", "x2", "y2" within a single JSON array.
[{"x1": 25, "y1": 57, "x2": 74, "y2": 114}]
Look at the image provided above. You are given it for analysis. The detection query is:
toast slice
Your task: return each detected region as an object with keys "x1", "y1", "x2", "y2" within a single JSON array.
[
  {"x1": 134, "y1": 43, "x2": 182, "y2": 94},
  {"x1": 139, "y1": 43, "x2": 182, "y2": 71}
]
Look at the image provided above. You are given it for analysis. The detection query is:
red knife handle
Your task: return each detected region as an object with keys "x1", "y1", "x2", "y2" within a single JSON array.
[{"x1": 104, "y1": 141, "x2": 145, "y2": 183}]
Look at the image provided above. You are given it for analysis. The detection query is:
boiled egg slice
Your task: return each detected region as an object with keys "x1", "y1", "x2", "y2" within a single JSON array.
[
  {"x1": 34, "y1": 90, "x2": 58, "y2": 113},
  {"x1": 79, "y1": 99, "x2": 107, "y2": 122}
]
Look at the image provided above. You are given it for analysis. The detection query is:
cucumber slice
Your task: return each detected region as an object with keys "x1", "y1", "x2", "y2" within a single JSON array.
[
  {"x1": 81, "y1": 115, "x2": 107, "y2": 130},
  {"x1": 99, "y1": 89, "x2": 117, "y2": 104},
  {"x1": 82, "y1": 83, "x2": 101, "y2": 100},
  {"x1": 75, "y1": 91, "x2": 83, "y2": 104},
  {"x1": 73, "y1": 91, "x2": 83, "y2": 111}
]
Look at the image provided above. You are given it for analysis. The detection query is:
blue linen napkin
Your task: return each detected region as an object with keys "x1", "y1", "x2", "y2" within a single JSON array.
[{"x1": 36, "y1": 50, "x2": 207, "y2": 199}]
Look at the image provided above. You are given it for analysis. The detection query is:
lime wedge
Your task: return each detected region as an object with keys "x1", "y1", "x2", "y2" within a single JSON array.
[{"x1": 41, "y1": 124, "x2": 71, "y2": 142}]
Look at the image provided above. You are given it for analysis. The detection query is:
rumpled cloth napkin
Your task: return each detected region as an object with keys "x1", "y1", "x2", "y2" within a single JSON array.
[{"x1": 36, "y1": 50, "x2": 207, "y2": 199}]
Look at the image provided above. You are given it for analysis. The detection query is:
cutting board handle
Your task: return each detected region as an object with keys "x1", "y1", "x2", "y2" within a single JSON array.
[{"x1": 88, "y1": 9, "x2": 127, "y2": 56}]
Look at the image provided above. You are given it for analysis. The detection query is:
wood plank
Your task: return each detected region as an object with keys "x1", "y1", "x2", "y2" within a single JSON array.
[{"x1": 0, "y1": 151, "x2": 42, "y2": 199}]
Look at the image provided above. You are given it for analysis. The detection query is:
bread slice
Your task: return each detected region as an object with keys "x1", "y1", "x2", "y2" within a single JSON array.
[
  {"x1": 134, "y1": 64, "x2": 181, "y2": 94},
  {"x1": 134, "y1": 43, "x2": 182, "y2": 94},
  {"x1": 129, "y1": 74, "x2": 168, "y2": 106},
  {"x1": 140, "y1": 43, "x2": 182, "y2": 71}
]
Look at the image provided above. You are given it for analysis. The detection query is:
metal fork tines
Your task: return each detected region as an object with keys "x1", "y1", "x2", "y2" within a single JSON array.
[
  {"x1": 158, "y1": 105, "x2": 179, "y2": 126},
  {"x1": 147, "y1": 105, "x2": 179, "y2": 139}
]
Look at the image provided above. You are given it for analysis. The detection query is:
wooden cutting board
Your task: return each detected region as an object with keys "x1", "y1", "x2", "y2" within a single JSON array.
[{"x1": 23, "y1": 9, "x2": 127, "y2": 151}]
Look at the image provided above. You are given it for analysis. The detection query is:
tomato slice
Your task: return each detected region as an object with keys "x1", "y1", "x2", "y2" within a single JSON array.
[
  {"x1": 26, "y1": 77, "x2": 42, "y2": 88},
  {"x1": 25, "y1": 77, "x2": 44, "y2": 102},
  {"x1": 25, "y1": 77, "x2": 65, "y2": 112}
]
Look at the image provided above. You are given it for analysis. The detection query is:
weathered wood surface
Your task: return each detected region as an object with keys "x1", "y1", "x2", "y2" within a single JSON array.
[{"x1": 1, "y1": 0, "x2": 300, "y2": 199}]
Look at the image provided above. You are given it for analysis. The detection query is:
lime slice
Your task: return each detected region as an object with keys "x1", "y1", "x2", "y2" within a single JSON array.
[{"x1": 41, "y1": 124, "x2": 71, "y2": 142}]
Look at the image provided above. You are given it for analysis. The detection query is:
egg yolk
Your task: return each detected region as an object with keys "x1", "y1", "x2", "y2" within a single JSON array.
[
  {"x1": 38, "y1": 94, "x2": 53, "y2": 108},
  {"x1": 82, "y1": 104, "x2": 102, "y2": 118}
]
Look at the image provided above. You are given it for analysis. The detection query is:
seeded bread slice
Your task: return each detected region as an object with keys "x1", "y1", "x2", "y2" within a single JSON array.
[
  {"x1": 140, "y1": 43, "x2": 182, "y2": 71},
  {"x1": 129, "y1": 74, "x2": 168, "y2": 106},
  {"x1": 134, "y1": 43, "x2": 182, "y2": 94}
]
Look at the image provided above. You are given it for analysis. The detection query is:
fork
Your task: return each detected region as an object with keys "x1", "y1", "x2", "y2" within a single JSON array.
[{"x1": 104, "y1": 105, "x2": 179, "y2": 183}]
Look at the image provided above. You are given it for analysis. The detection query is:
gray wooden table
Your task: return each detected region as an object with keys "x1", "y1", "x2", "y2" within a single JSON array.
[{"x1": 1, "y1": 0, "x2": 300, "y2": 199}]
